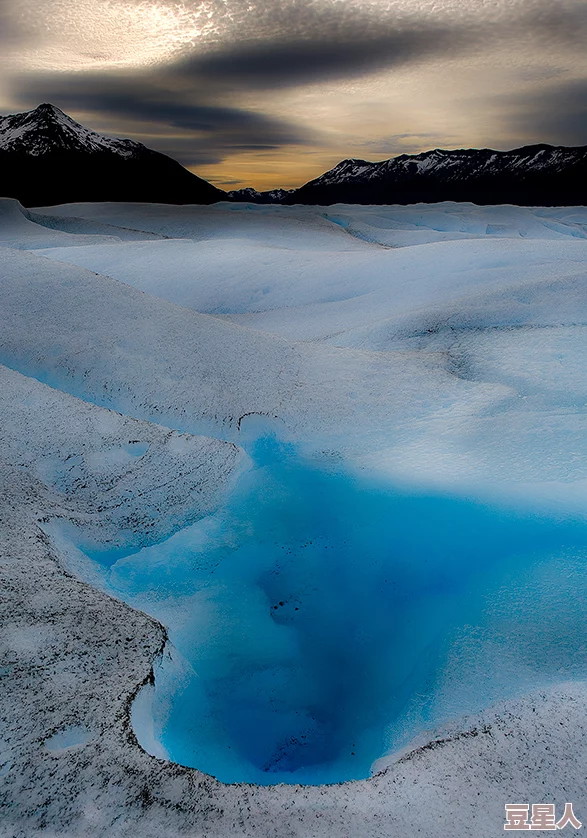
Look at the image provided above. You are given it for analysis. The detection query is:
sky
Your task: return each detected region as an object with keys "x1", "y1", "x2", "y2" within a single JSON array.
[{"x1": 1, "y1": 0, "x2": 586, "y2": 189}]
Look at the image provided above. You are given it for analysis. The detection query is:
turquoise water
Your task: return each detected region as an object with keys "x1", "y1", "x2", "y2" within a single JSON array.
[{"x1": 80, "y1": 436, "x2": 587, "y2": 785}]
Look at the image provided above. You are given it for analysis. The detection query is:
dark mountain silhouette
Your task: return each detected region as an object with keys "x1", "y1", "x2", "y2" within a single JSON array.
[
  {"x1": 0, "y1": 104, "x2": 226, "y2": 207},
  {"x1": 285, "y1": 145, "x2": 587, "y2": 206}
]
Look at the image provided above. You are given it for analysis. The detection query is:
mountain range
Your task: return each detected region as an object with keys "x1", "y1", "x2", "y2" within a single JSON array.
[
  {"x1": 1, "y1": 104, "x2": 586, "y2": 207},
  {"x1": 288, "y1": 146, "x2": 587, "y2": 206}
]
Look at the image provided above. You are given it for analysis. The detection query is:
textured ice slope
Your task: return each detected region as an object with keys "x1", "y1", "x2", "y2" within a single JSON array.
[
  {"x1": 1, "y1": 241, "x2": 495, "y2": 467},
  {"x1": 39, "y1": 233, "x2": 587, "y2": 344},
  {"x1": 37, "y1": 203, "x2": 587, "y2": 346},
  {"x1": 0, "y1": 363, "x2": 243, "y2": 555}
]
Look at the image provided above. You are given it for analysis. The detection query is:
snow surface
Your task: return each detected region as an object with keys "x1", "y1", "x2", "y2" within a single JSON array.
[{"x1": 3, "y1": 197, "x2": 587, "y2": 832}]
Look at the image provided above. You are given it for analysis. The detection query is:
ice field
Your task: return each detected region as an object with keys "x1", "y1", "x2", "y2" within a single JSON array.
[{"x1": 3, "y1": 196, "x2": 587, "y2": 832}]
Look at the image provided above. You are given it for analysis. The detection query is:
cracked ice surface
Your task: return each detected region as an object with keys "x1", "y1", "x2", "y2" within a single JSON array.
[{"x1": 3, "y1": 197, "x2": 587, "y2": 832}]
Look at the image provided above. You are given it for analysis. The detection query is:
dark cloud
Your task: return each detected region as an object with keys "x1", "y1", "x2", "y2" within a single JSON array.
[
  {"x1": 504, "y1": 79, "x2": 587, "y2": 147},
  {"x1": 174, "y1": 25, "x2": 474, "y2": 89},
  {"x1": 519, "y1": 0, "x2": 587, "y2": 50},
  {"x1": 179, "y1": 0, "x2": 587, "y2": 65},
  {"x1": 164, "y1": 0, "x2": 587, "y2": 91},
  {"x1": 14, "y1": 69, "x2": 313, "y2": 167}
]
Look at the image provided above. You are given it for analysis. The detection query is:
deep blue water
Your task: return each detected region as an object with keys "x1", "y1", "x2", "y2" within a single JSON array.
[{"x1": 77, "y1": 436, "x2": 587, "y2": 785}]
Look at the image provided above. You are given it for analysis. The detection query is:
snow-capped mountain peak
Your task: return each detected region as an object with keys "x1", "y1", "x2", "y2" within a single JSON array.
[
  {"x1": 312, "y1": 159, "x2": 379, "y2": 186},
  {"x1": 0, "y1": 103, "x2": 144, "y2": 158}
]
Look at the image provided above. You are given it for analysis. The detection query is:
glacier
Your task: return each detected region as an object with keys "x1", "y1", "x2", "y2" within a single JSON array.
[{"x1": 3, "y1": 196, "x2": 587, "y2": 832}]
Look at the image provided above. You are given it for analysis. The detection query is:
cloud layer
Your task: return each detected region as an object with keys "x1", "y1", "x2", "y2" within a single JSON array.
[{"x1": 2, "y1": 0, "x2": 587, "y2": 186}]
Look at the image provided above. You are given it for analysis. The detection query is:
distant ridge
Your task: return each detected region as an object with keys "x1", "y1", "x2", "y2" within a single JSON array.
[
  {"x1": 0, "y1": 104, "x2": 226, "y2": 207},
  {"x1": 284, "y1": 144, "x2": 587, "y2": 206},
  {"x1": 228, "y1": 187, "x2": 295, "y2": 205}
]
